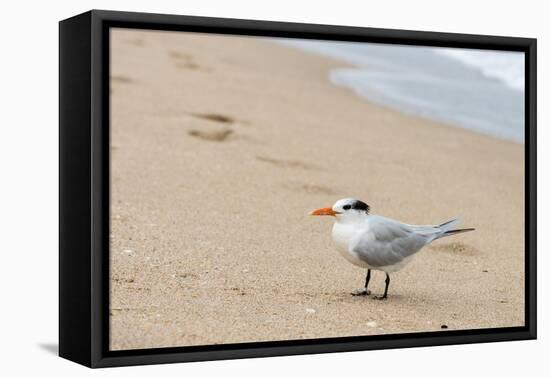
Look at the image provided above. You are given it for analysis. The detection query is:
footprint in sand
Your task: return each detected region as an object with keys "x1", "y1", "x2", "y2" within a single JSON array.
[
  {"x1": 187, "y1": 112, "x2": 251, "y2": 142},
  {"x1": 110, "y1": 75, "x2": 134, "y2": 94},
  {"x1": 256, "y1": 156, "x2": 320, "y2": 171},
  {"x1": 430, "y1": 241, "x2": 479, "y2": 256},
  {"x1": 189, "y1": 112, "x2": 236, "y2": 124},
  {"x1": 188, "y1": 128, "x2": 233, "y2": 142},
  {"x1": 111, "y1": 75, "x2": 133, "y2": 84},
  {"x1": 170, "y1": 51, "x2": 210, "y2": 71}
]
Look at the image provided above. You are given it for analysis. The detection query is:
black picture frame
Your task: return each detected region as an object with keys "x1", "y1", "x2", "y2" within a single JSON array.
[{"x1": 59, "y1": 9, "x2": 537, "y2": 368}]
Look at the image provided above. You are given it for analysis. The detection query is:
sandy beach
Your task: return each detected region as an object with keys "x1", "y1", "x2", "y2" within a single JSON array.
[{"x1": 109, "y1": 29, "x2": 525, "y2": 351}]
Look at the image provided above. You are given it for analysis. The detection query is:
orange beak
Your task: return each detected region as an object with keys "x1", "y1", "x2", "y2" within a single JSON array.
[{"x1": 309, "y1": 207, "x2": 339, "y2": 216}]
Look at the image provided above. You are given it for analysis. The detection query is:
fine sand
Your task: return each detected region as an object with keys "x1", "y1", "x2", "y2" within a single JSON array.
[{"x1": 109, "y1": 29, "x2": 525, "y2": 351}]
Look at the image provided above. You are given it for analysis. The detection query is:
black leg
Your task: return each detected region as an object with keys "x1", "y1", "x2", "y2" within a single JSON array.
[
  {"x1": 373, "y1": 273, "x2": 390, "y2": 300},
  {"x1": 351, "y1": 269, "x2": 371, "y2": 296},
  {"x1": 383, "y1": 273, "x2": 390, "y2": 298}
]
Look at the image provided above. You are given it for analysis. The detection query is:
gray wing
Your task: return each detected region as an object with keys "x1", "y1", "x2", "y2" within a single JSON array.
[{"x1": 350, "y1": 216, "x2": 433, "y2": 267}]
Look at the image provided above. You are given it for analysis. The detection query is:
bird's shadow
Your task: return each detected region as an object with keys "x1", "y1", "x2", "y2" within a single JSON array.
[
  {"x1": 37, "y1": 343, "x2": 58, "y2": 355},
  {"x1": 327, "y1": 290, "x2": 432, "y2": 305}
]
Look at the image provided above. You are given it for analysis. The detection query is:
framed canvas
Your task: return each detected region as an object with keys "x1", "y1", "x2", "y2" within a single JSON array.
[{"x1": 59, "y1": 10, "x2": 537, "y2": 368}]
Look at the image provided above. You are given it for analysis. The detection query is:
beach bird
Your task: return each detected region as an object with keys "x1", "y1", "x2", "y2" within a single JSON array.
[{"x1": 310, "y1": 198, "x2": 474, "y2": 299}]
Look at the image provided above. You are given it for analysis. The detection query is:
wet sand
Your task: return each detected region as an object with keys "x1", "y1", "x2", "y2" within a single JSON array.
[{"x1": 109, "y1": 29, "x2": 525, "y2": 350}]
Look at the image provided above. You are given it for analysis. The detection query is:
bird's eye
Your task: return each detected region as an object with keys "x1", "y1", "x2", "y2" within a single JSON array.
[{"x1": 343, "y1": 205, "x2": 351, "y2": 210}]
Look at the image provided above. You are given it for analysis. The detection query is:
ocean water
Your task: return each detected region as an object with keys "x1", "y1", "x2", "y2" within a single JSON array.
[{"x1": 277, "y1": 39, "x2": 525, "y2": 142}]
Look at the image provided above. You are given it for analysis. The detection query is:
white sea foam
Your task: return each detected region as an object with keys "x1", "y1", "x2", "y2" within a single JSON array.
[
  {"x1": 275, "y1": 39, "x2": 525, "y2": 142},
  {"x1": 435, "y1": 48, "x2": 525, "y2": 91}
]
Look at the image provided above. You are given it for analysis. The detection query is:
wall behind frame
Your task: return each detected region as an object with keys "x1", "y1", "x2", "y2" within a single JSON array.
[{"x1": 0, "y1": 0, "x2": 546, "y2": 377}]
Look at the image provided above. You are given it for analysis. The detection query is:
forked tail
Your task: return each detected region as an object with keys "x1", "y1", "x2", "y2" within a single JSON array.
[{"x1": 436, "y1": 219, "x2": 475, "y2": 240}]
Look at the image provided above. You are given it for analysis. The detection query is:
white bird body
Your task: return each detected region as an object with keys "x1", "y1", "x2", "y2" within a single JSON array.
[
  {"x1": 331, "y1": 214, "x2": 452, "y2": 273},
  {"x1": 310, "y1": 198, "x2": 474, "y2": 299}
]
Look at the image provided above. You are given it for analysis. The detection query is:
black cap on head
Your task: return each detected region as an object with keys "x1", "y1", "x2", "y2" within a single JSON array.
[{"x1": 352, "y1": 200, "x2": 370, "y2": 213}]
